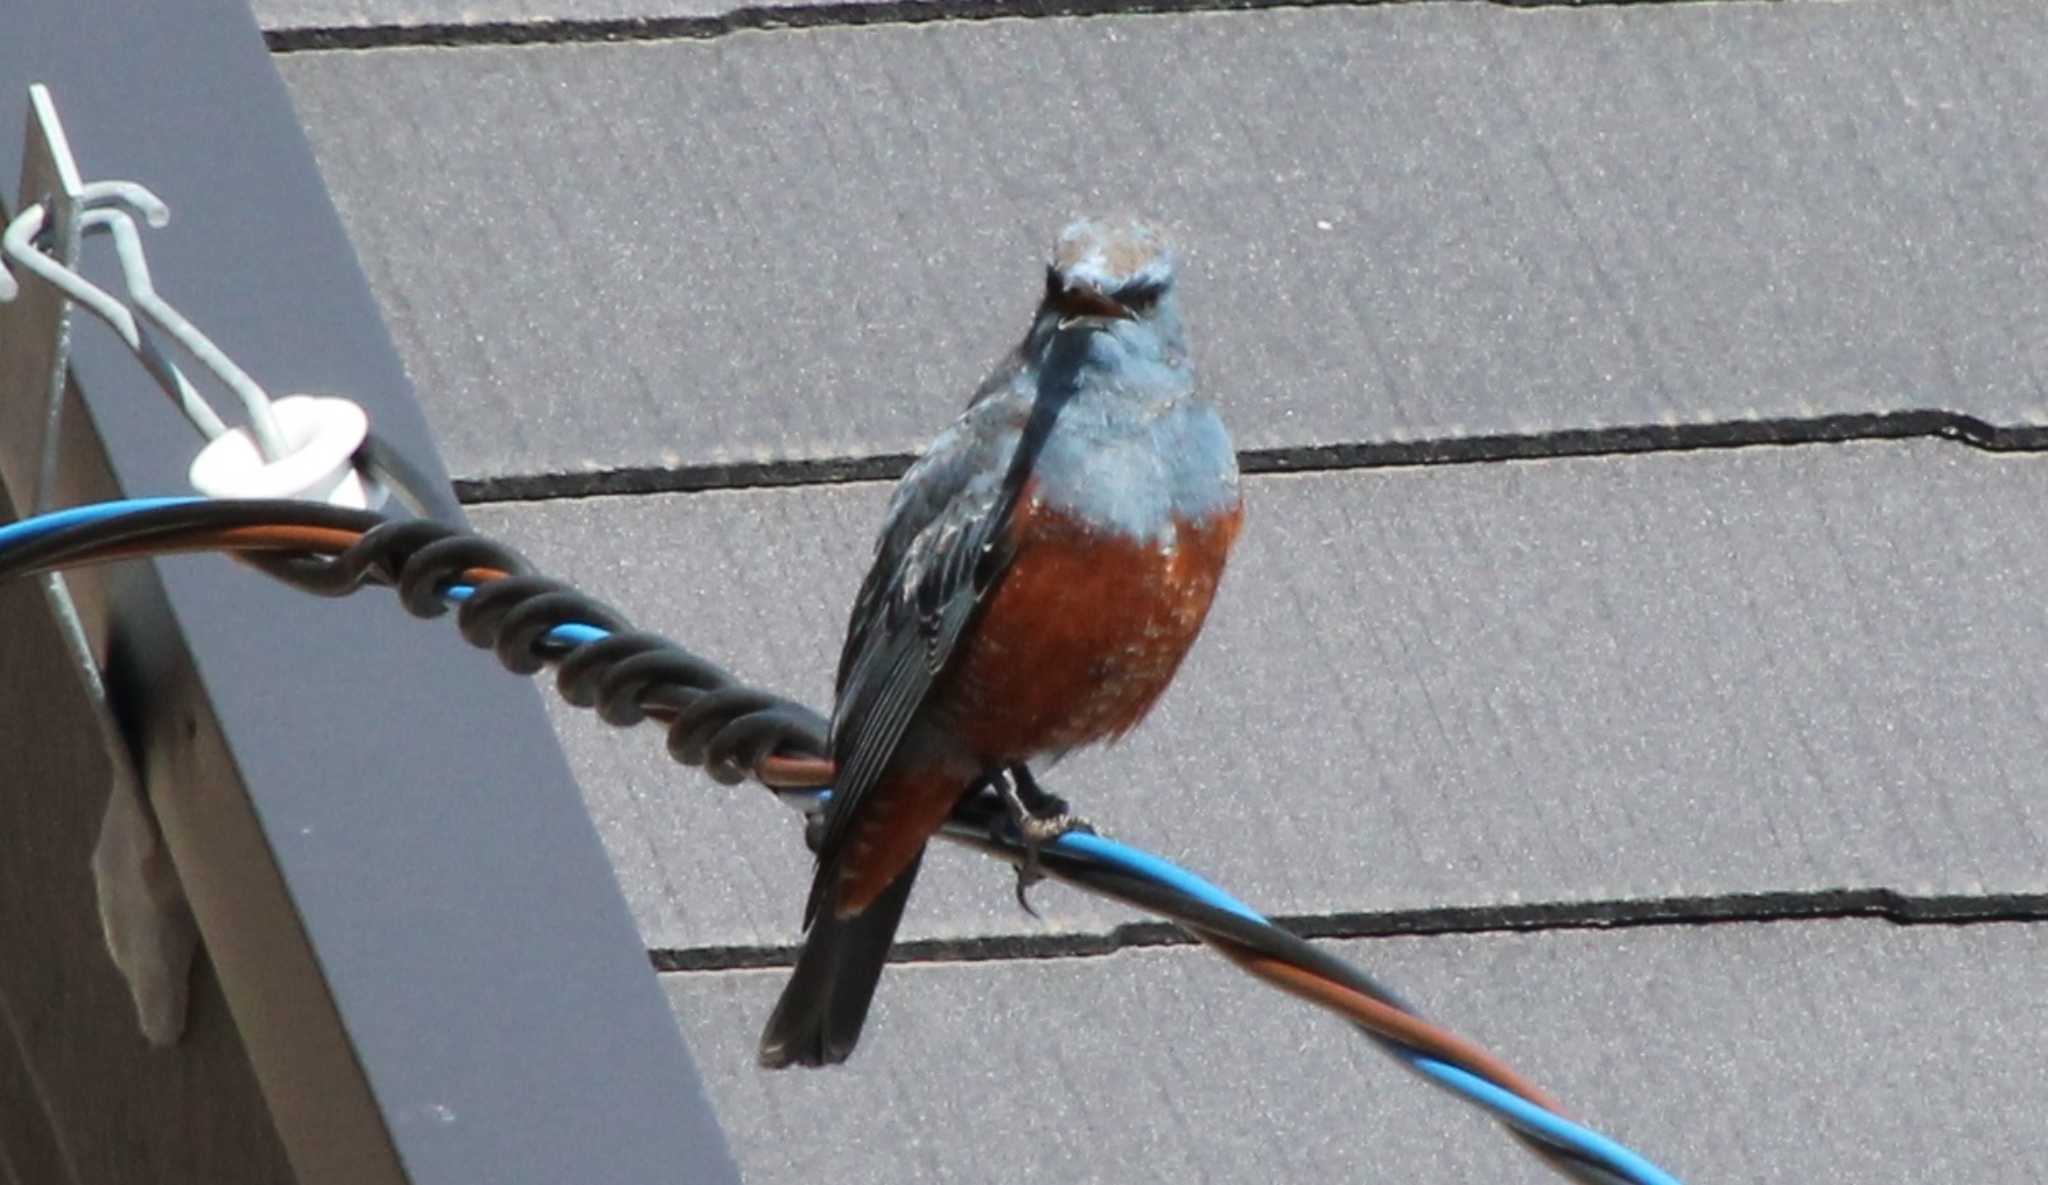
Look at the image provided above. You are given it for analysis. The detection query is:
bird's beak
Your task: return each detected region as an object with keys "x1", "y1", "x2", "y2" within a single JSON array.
[{"x1": 1052, "y1": 284, "x2": 1135, "y2": 330}]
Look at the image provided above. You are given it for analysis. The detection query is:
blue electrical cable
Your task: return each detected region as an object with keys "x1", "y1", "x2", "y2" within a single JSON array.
[
  {"x1": 1049, "y1": 827, "x2": 1676, "y2": 1184},
  {"x1": 442, "y1": 583, "x2": 610, "y2": 649},
  {"x1": 0, "y1": 498, "x2": 1687, "y2": 1185},
  {"x1": 0, "y1": 494, "x2": 204, "y2": 551},
  {"x1": 1052, "y1": 829, "x2": 1266, "y2": 925},
  {"x1": 1415, "y1": 1058, "x2": 1681, "y2": 1185}
]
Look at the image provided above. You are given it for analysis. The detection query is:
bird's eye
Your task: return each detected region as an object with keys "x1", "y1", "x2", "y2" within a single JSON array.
[{"x1": 1117, "y1": 283, "x2": 1165, "y2": 314}]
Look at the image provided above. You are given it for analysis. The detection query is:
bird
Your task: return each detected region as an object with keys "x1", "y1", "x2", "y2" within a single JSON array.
[{"x1": 759, "y1": 217, "x2": 1243, "y2": 1069}]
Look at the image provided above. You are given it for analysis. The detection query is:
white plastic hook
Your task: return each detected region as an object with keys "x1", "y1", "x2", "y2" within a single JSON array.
[{"x1": 188, "y1": 394, "x2": 386, "y2": 509}]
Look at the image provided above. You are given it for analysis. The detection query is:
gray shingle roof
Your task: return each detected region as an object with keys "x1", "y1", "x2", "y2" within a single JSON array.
[
  {"x1": 247, "y1": 0, "x2": 2048, "y2": 1179},
  {"x1": 471, "y1": 437, "x2": 2048, "y2": 956},
  {"x1": 669, "y1": 921, "x2": 2048, "y2": 1185},
  {"x1": 277, "y1": 0, "x2": 2048, "y2": 489}
]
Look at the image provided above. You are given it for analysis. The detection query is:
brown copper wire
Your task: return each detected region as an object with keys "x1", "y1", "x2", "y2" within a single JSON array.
[
  {"x1": 213, "y1": 524, "x2": 367, "y2": 555},
  {"x1": 85, "y1": 527, "x2": 510, "y2": 590},
  {"x1": 757, "y1": 753, "x2": 835, "y2": 789},
  {"x1": 1203, "y1": 937, "x2": 1566, "y2": 1115},
  {"x1": 83, "y1": 525, "x2": 362, "y2": 565}
]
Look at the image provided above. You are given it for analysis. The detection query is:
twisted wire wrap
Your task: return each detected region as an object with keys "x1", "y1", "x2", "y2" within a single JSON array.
[{"x1": 254, "y1": 517, "x2": 833, "y2": 786}]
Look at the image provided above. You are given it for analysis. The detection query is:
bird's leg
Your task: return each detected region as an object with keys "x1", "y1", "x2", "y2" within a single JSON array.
[
  {"x1": 997, "y1": 763, "x2": 1094, "y2": 916},
  {"x1": 1008, "y1": 763, "x2": 1071, "y2": 821}
]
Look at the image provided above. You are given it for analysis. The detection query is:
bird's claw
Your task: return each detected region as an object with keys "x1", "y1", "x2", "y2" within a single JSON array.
[
  {"x1": 1010, "y1": 814, "x2": 1095, "y2": 917},
  {"x1": 996, "y1": 768, "x2": 1093, "y2": 917}
]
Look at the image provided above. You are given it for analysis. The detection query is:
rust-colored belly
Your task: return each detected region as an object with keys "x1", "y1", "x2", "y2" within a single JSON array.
[
  {"x1": 942, "y1": 494, "x2": 1244, "y2": 761},
  {"x1": 832, "y1": 491, "x2": 1243, "y2": 916}
]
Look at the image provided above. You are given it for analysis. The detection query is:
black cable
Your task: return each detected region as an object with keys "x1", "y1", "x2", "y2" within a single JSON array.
[
  {"x1": 0, "y1": 499, "x2": 384, "y2": 584},
  {"x1": 941, "y1": 808, "x2": 1606, "y2": 1179},
  {"x1": 0, "y1": 496, "x2": 1677, "y2": 1185},
  {"x1": 948, "y1": 789, "x2": 1424, "y2": 1010},
  {"x1": 0, "y1": 500, "x2": 831, "y2": 781},
  {"x1": 269, "y1": 512, "x2": 832, "y2": 776},
  {"x1": 354, "y1": 431, "x2": 464, "y2": 524}
]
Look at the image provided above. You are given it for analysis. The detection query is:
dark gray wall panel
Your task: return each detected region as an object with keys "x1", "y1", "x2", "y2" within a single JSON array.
[
  {"x1": 280, "y1": 0, "x2": 2048, "y2": 483},
  {"x1": 665, "y1": 920, "x2": 2048, "y2": 1184},
  {"x1": 2, "y1": 2, "x2": 737, "y2": 1177},
  {"x1": 471, "y1": 440, "x2": 2048, "y2": 951},
  {"x1": 0, "y1": 578, "x2": 295, "y2": 1185}
]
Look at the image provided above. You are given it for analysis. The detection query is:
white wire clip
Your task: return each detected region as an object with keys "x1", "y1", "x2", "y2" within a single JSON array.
[{"x1": 188, "y1": 394, "x2": 382, "y2": 508}]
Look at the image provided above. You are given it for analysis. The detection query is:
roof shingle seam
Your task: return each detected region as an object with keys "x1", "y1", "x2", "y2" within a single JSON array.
[
  {"x1": 259, "y1": 0, "x2": 1839, "y2": 53},
  {"x1": 451, "y1": 410, "x2": 2037, "y2": 506},
  {"x1": 648, "y1": 887, "x2": 2048, "y2": 972}
]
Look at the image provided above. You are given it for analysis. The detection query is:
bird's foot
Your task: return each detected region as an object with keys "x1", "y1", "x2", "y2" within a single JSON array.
[{"x1": 997, "y1": 766, "x2": 1094, "y2": 917}]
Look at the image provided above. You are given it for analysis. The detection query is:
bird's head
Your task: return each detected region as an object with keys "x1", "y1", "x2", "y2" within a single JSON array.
[{"x1": 1029, "y1": 217, "x2": 1187, "y2": 367}]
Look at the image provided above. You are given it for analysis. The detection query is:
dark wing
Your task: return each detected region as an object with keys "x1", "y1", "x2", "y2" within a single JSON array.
[{"x1": 812, "y1": 396, "x2": 1027, "y2": 913}]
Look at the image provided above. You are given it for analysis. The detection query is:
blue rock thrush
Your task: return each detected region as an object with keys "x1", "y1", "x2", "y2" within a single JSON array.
[{"x1": 759, "y1": 217, "x2": 1244, "y2": 1068}]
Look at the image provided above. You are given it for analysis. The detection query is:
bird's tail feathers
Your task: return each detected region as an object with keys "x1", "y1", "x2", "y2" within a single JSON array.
[{"x1": 758, "y1": 848, "x2": 924, "y2": 1069}]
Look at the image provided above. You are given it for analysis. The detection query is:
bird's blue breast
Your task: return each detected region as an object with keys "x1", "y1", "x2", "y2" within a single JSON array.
[{"x1": 1027, "y1": 390, "x2": 1241, "y2": 544}]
